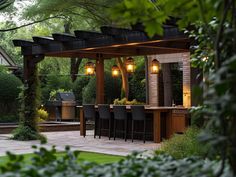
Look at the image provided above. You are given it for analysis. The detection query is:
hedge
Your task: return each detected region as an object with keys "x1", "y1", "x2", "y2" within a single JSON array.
[{"x1": 0, "y1": 72, "x2": 22, "y2": 122}]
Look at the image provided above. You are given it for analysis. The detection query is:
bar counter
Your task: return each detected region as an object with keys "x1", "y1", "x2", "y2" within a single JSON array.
[{"x1": 77, "y1": 105, "x2": 189, "y2": 143}]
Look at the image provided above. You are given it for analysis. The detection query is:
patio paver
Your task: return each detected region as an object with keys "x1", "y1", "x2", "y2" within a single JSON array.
[{"x1": 0, "y1": 131, "x2": 160, "y2": 156}]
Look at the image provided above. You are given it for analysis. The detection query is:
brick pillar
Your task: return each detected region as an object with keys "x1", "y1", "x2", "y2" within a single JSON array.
[
  {"x1": 147, "y1": 55, "x2": 159, "y2": 106},
  {"x1": 147, "y1": 52, "x2": 191, "y2": 107},
  {"x1": 182, "y1": 52, "x2": 191, "y2": 107}
]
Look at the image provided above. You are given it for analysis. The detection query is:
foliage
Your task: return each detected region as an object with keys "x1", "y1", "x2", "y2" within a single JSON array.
[
  {"x1": 171, "y1": 67, "x2": 183, "y2": 105},
  {"x1": 82, "y1": 77, "x2": 96, "y2": 104},
  {"x1": 189, "y1": 106, "x2": 206, "y2": 127},
  {"x1": 0, "y1": 0, "x2": 14, "y2": 11},
  {"x1": 110, "y1": 0, "x2": 167, "y2": 37},
  {"x1": 49, "y1": 88, "x2": 72, "y2": 101},
  {"x1": 0, "y1": 65, "x2": 7, "y2": 73},
  {"x1": 0, "y1": 145, "x2": 233, "y2": 177},
  {"x1": 83, "y1": 72, "x2": 121, "y2": 104},
  {"x1": 12, "y1": 125, "x2": 46, "y2": 142},
  {"x1": 104, "y1": 71, "x2": 121, "y2": 104},
  {"x1": 112, "y1": 0, "x2": 236, "y2": 174},
  {"x1": 41, "y1": 75, "x2": 73, "y2": 102},
  {"x1": 129, "y1": 59, "x2": 146, "y2": 102},
  {"x1": 37, "y1": 108, "x2": 48, "y2": 123},
  {"x1": 113, "y1": 98, "x2": 144, "y2": 105},
  {"x1": 0, "y1": 115, "x2": 18, "y2": 123},
  {"x1": 111, "y1": 0, "x2": 226, "y2": 37},
  {"x1": 0, "y1": 72, "x2": 22, "y2": 119},
  {"x1": 73, "y1": 76, "x2": 90, "y2": 104},
  {"x1": 15, "y1": 64, "x2": 44, "y2": 141},
  {"x1": 160, "y1": 127, "x2": 208, "y2": 159},
  {"x1": 0, "y1": 72, "x2": 22, "y2": 103},
  {"x1": 22, "y1": 0, "x2": 117, "y2": 29}
]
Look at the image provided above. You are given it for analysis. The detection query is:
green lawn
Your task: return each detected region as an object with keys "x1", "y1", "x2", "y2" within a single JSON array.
[{"x1": 0, "y1": 151, "x2": 124, "y2": 165}]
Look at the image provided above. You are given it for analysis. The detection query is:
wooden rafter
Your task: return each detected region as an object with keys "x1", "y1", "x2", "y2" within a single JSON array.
[{"x1": 13, "y1": 25, "x2": 190, "y2": 58}]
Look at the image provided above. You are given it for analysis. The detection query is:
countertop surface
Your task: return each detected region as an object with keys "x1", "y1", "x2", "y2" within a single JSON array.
[{"x1": 76, "y1": 105, "x2": 189, "y2": 110}]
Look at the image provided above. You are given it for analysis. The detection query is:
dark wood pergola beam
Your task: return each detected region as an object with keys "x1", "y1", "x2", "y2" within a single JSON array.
[
  {"x1": 52, "y1": 33, "x2": 78, "y2": 42},
  {"x1": 45, "y1": 46, "x2": 188, "y2": 59},
  {"x1": 15, "y1": 37, "x2": 189, "y2": 58}
]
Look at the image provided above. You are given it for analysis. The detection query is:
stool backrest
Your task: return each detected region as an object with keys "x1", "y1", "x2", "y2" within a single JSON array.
[
  {"x1": 113, "y1": 105, "x2": 127, "y2": 120},
  {"x1": 98, "y1": 104, "x2": 111, "y2": 119},
  {"x1": 83, "y1": 104, "x2": 95, "y2": 120},
  {"x1": 131, "y1": 105, "x2": 145, "y2": 120}
]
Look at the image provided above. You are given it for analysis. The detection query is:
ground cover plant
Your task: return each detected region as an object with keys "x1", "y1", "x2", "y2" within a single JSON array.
[
  {"x1": 160, "y1": 127, "x2": 209, "y2": 159},
  {"x1": 0, "y1": 146, "x2": 233, "y2": 177}
]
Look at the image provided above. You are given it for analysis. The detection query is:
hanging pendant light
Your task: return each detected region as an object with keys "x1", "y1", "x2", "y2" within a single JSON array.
[
  {"x1": 151, "y1": 59, "x2": 160, "y2": 74},
  {"x1": 85, "y1": 61, "x2": 95, "y2": 75},
  {"x1": 125, "y1": 57, "x2": 135, "y2": 73},
  {"x1": 111, "y1": 65, "x2": 119, "y2": 78}
]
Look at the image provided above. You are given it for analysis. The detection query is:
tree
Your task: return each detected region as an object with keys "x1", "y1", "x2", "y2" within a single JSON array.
[
  {"x1": 0, "y1": 0, "x2": 14, "y2": 11},
  {"x1": 20, "y1": 0, "x2": 119, "y2": 82},
  {"x1": 116, "y1": 57, "x2": 129, "y2": 99}
]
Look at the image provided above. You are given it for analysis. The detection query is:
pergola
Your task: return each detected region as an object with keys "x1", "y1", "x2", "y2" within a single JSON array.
[{"x1": 13, "y1": 25, "x2": 190, "y2": 104}]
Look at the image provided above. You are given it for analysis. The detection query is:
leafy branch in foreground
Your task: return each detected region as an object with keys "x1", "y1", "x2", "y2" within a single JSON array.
[
  {"x1": 0, "y1": 146, "x2": 233, "y2": 177},
  {"x1": 0, "y1": 0, "x2": 14, "y2": 11},
  {"x1": 111, "y1": 0, "x2": 236, "y2": 175}
]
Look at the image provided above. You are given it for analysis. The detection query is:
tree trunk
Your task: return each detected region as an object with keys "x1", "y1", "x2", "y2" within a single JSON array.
[
  {"x1": 70, "y1": 57, "x2": 82, "y2": 82},
  {"x1": 64, "y1": 21, "x2": 82, "y2": 82},
  {"x1": 116, "y1": 57, "x2": 129, "y2": 99}
]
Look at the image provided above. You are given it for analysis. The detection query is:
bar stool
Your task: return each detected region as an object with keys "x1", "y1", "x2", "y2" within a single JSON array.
[
  {"x1": 83, "y1": 104, "x2": 96, "y2": 138},
  {"x1": 98, "y1": 104, "x2": 112, "y2": 139},
  {"x1": 113, "y1": 105, "x2": 128, "y2": 141},
  {"x1": 131, "y1": 105, "x2": 147, "y2": 143}
]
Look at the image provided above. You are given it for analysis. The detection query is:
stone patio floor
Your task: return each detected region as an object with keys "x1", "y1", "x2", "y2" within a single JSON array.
[{"x1": 0, "y1": 131, "x2": 160, "y2": 156}]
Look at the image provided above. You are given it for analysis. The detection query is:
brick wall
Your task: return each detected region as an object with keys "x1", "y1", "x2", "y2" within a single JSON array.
[{"x1": 147, "y1": 52, "x2": 191, "y2": 107}]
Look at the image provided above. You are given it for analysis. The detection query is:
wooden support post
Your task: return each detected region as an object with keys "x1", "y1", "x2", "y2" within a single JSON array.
[
  {"x1": 22, "y1": 55, "x2": 44, "y2": 131},
  {"x1": 145, "y1": 56, "x2": 149, "y2": 104},
  {"x1": 153, "y1": 110, "x2": 161, "y2": 143},
  {"x1": 96, "y1": 56, "x2": 105, "y2": 104},
  {"x1": 79, "y1": 107, "x2": 85, "y2": 136},
  {"x1": 165, "y1": 110, "x2": 173, "y2": 139}
]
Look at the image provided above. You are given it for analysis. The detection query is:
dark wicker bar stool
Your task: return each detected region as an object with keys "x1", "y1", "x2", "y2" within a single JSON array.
[
  {"x1": 131, "y1": 105, "x2": 147, "y2": 143},
  {"x1": 98, "y1": 104, "x2": 112, "y2": 140},
  {"x1": 83, "y1": 104, "x2": 96, "y2": 138},
  {"x1": 113, "y1": 105, "x2": 128, "y2": 141}
]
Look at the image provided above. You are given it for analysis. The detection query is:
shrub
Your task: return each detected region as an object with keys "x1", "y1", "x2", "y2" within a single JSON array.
[
  {"x1": 37, "y1": 108, "x2": 49, "y2": 122},
  {"x1": 0, "y1": 146, "x2": 233, "y2": 177},
  {"x1": 129, "y1": 60, "x2": 146, "y2": 102},
  {"x1": 41, "y1": 75, "x2": 73, "y2": 102},
  {"x1": 12, "y1": 125, "x2": 46, "y2": 142},
  {"x1": 82, "y1": 77, "x2": 96, "y2": 104},
  {"x1": 160, "y1": 127, "x2": 209, "y2": 159},
  {"x1": 113, "y1": 98, "x2": 144, "y2": 105},
  {"x1": 0, "y1": 115, "x2": 18, "y2": 123},
  {"x1": 0, "y1": 72, "x2": 22, "y2": 122},
  {"x1": 82, "y1": 72, "x2": 121, "y2": 104},
  {"x1": 104, "y1": 71, "x2": 121, "y2": 103},
  {"x1": 49, "y1": 88, "x2": 72, "y2": 101},
  {"x1": 73, "y1": 76, "x2": 90, "y2": 104}
]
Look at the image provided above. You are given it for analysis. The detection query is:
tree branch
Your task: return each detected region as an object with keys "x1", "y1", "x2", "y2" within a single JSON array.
[
  {"x1": 0, "y1": 15, "x2": 66, "y2": 32},
  {"x1": 0, "y1": 0, "x2": 14, "y2": 11}
]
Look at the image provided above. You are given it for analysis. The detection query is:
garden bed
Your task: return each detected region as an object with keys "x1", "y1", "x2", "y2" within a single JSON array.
[{"x1": 0, "y1": 121, "x2": 94, "y2": 134}]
